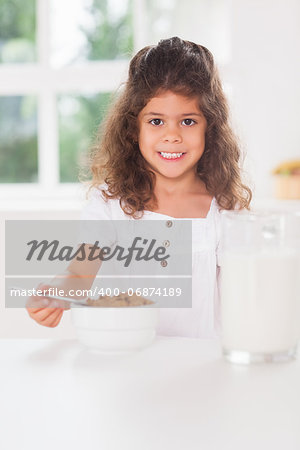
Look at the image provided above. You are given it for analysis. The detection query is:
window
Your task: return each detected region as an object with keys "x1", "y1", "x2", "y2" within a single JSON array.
[
  {"x1": 0, "y1": 95, "x2": 38, "y2": 182},
  {"x1": 0, "y1": 0, "x2": 36, "y2": 64},
  {"x1": 0, "y1": 0, "x2": 136, "y2": 201}
]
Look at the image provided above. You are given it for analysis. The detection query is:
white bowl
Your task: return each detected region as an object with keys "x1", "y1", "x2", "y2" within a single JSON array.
[{"x1": 71, "y1": 305, "x2": 159, "y2": 353}]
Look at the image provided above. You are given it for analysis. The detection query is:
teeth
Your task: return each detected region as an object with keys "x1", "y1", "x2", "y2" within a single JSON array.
[{"x1": 160, "y1": 152, "x2": 183, "y2": 159}]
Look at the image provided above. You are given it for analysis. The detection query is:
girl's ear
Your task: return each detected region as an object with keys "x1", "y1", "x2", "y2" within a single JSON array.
[
  {"x1": 130, "y1": 134, "x2": 138, "y2": 144},
  {"x1": 131, "y1": 121, "x2": 139, "y2": 143},
  {"x1": 131, "y1": 130, "x2": 139, "y2": 143}
]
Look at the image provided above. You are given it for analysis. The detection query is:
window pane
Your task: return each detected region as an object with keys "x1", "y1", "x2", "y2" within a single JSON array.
[
  {"x1": 0, "y1": 0, "x2": 36, "y2": 63},
  {"x1": 51, "y1": 0, "x2": 133, "y2": 68},
  {"x1": 0, "y1": 96, "x2": 38, "y2": 182},
  {"x1": 145, "y1": 0, "x2": 177, "y2": 43},
  {"x1": 58, "y1": 92, "x2": 112, "y2": 183},
  {"x1": 145, "y1": 0, "x2": 231, "y2": 65}
]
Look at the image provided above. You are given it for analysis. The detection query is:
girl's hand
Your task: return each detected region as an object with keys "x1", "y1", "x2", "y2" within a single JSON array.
[{"x1": 26, "y1": 283, "x2": 70, "y2": 328}]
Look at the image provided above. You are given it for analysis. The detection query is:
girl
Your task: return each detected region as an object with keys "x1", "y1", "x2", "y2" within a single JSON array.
[{"x1": 27, "y1": 36, "x2": 252, "y2": 337}]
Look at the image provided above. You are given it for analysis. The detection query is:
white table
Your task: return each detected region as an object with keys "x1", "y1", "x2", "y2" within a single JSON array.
[{"x1": 0, "y1": 337, "x2": 299, "y2": 450}]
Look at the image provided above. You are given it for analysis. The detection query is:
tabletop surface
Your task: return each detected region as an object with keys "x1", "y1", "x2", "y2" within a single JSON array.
[{"x1": 0, "y1": 337, "x2": 300, "y2": 450}]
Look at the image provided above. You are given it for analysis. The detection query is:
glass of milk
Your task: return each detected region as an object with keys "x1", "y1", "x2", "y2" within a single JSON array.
[{"x1": 219, "y1": 210, "x2": 299, "y2": 364}]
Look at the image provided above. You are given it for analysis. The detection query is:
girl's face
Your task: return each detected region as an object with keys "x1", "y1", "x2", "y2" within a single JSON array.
[{"x1": 137, "y1": 90, "x2": 207, "y2": 183}]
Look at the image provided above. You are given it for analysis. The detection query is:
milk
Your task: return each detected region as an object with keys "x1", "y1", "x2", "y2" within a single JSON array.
[{"x1": 220, "y1": 249, "x2": 299, "y2": 354}]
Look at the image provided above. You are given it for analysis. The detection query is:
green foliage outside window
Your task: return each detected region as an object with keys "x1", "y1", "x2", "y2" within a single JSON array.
[
  {"x1": 81, "y1": 0, "x2": 134, "y2": 60},
  {"x1": 59, "y1": 92, "x2": 112, "y2": 183},
  {"x1": 0, "y1": 0, "x2": 36, "y2": 63},
  {"x1": 0, "y1": 96, "x2": 38, "y2": 182}
]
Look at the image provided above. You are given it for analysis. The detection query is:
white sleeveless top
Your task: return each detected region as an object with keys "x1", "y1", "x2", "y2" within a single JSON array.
[{"x1": 81, "y1": 184, "x2": 222, "y2": 339}]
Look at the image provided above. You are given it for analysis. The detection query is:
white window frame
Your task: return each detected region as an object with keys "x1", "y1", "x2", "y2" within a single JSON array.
[{"x1": 0, "y1": 0, "x2": 147, "y2": 208}]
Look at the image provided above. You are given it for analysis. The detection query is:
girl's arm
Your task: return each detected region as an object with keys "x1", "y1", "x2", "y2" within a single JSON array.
[{"x1": 26, "y1": 244, "x2": 102, "y2": 327}]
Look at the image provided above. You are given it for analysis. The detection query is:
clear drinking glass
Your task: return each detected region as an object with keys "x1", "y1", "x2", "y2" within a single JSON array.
[{"x1": 219, "y1": 210, "x2": 300, "y2": 364}]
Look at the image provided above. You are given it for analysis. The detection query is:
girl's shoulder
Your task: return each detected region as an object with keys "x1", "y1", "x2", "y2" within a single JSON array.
[
  {"x1": 210, "y1": 196, "x2": 222, "y2": 241},
  {"x1": 81, "y1": 183, "x2": 114, "y2": 220},
  {"x1": 209, "y1": 197, "x2": 222, "y2": 220}
]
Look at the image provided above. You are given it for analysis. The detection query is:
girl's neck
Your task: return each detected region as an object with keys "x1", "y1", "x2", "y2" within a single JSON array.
[
  {"x1": 146, "y1": 176, "x2": 213, "y2": 218},
  {"x1": 154, "y1": 175, "x2": 208, "y2": 197}
]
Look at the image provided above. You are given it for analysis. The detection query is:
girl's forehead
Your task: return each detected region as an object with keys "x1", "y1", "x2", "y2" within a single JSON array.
[{"x1": 142, "y1": 90, "x2": 202, "y2": 112}]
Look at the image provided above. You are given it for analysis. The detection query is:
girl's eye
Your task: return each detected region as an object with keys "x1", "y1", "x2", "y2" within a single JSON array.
[
  {"x1": 150, "y1": 118, "x2": 163, "y2": 126},
  {"x1": 182, "y1": 118, "x2": 196, "y2": 126},
  {"x1": 149, "y1": 118, "x2": 196, "y2": 126}
]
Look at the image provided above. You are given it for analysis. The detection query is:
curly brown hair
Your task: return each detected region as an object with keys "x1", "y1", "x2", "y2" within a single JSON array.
[{"x1": 88, "y1": 36, "x2": 252, "y2": 218}]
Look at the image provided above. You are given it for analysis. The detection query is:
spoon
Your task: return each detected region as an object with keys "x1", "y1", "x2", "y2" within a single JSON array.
[{"x1": 9, "y1": 287, "x2": 89, "y2": 306}]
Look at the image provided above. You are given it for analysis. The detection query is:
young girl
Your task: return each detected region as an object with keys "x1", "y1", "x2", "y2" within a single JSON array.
[{"x1": 27, "y1": 36, "x2": 252, "y2": 337}]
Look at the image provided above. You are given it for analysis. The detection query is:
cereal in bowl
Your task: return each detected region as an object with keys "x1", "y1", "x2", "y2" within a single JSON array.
[{"x1": 86, "y1": 292, "x2": 154, "y2": 307}]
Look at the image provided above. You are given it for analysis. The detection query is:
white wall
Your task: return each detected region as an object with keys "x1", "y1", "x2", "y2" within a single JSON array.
[{"x1": 229, "y1": 0, "x2": 300, "y2": 197}]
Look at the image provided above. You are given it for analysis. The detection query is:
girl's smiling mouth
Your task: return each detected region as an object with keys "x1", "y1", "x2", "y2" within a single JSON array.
[{"x1": 158, "y1": 151, "x2": 186, "y2": 160}]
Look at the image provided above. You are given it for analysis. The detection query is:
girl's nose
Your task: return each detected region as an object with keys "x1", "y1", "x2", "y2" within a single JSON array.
[{"x1": 162, "y1": 125, "x2": 182, "y2": 143}]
